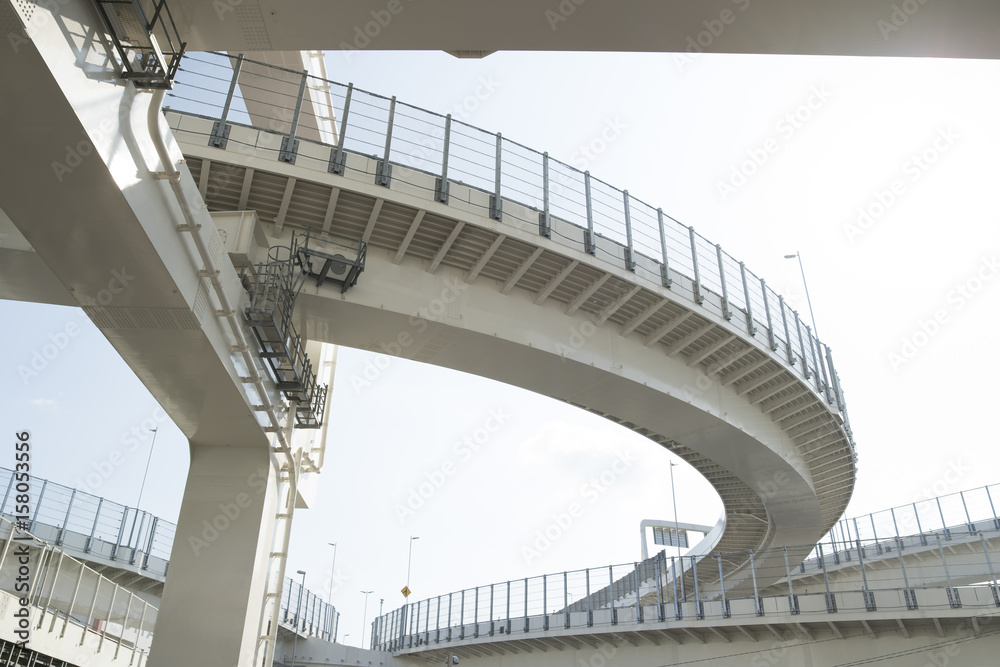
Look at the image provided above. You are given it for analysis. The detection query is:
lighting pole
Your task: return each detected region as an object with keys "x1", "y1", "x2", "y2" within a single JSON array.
[
  {"x1": 291, "y1": 570, "x2": 306, "y2": 667},
  {"x1": 784, "y1": 252, "x2": 819, "y2": 339},
  {"x1": 406, "y1": 536, "x2": 419, "y2": 593},
  {"x1": 361, "y1": 590, "x2": 373, "y2": 649},
  {"x1": 669, "y1": 461, "x2": 684, "y2": 599},
  {"x1": 127, "y1": 427, "x2": 159, "y2": 549},
  {"x1": 327, "y1": 542, "x2": 337, "y2": 604}
]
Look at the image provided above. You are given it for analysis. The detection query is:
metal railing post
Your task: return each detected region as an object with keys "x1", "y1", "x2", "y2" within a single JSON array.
[
  {"x1": 671, "y1": 556, "x2": 682, "y2": 620},
  {"x1": 936, "y1": 497, "x2": 950, "y2": 539},
  {"x1": 816, "y1": 337, "x2": 832, "y2": 402},
  {"x1": 505, "y1": 580, "x2": 511, "y2": 634},
  {"x1": 608, "y1": 565, "x2": 617, "y2": 624},
  {"x1": 783, "y1": 547, "x2": 798, "y2": 614},
  {"x1": 490, "y1": 583, "x2": 495, "y2": 636},
  {"x1": 208, "y1": 53, "x2": 243, "y2": 149},
  {"x1": 329, "y1": 83, "x2": 353, "y2": 175},
  {"x1": 807, "y1": 326, "x2": 822, "y2": 390},
  {"x1": 539, "y1": 152, "x2": 551, "y2": 238},
  {"x1": 111, "y1": 506, "x2": 129, "y2": 561},
  {"x1": 979, "y1": 533, "x2": 1000, "y2": 607},
  {"x1": 459, "y1": 590, "x2": 465, "y2": 640},
  {"x1": 691, "y1": 556, "x2": 703, "y2": 619},
  {"x1": 913, "y1": 502, "x2": 927, "y2": 546},
  {"x1": 376, "y1": 96, "x2": 396, "y2": 187},
  {"x1": 622, "y1": 191, "x2": 636, "y2": 271},
  {"x1": 689, "y1": 227, "x2": 703, "y2": 304},
  {"x1": 448, "y1": 592, "x2": 454, "y2": 641},
  {"x1": 563, "y1": 571, "x2": 570, "y2": 628},
  {"x1": 57, "y1": 489, "x2": 76, "y2": 545},
  {"x1": 633, "y1": 561, "x2": 643, "y2": 623},
  {"x1": 489, "y1": 133, "x2": 503, "y2": 220},
  {"x1": 278, "y1": 70, "x2": 309, "y2": 164},
  {"x1": 473, "y1": 589, "x2": 479, "y2": 638},
  {"x1": 794, "y1": 312, "x2": 810, "y2": 378},
  {"x1": 856, "y1": 539, "x2": 876, "y2": 611},
  {"x1": 585, "y1": 568, "x2": 593, "y2": 626},
  {"x1": 779, "y1": 296, "x2": 793, "y2": 364},
  {"x1": 542, "y1": 574, "x2": 548, "y2": 630},
  {"x1": 740, "y1": 262, "x2": 755, "y2": 335},
  {"x1": 128, "y1": 511, "x2": 148, "y2": 564},
  {"x1": 826, "y1": 345, "x2": 847, "y2": 414},
  {"x1": 584, "y1": 172, "x2": 595, "y2": 254},
  {"x1": 29, "y1": 479, "x2": 47, "y2": 532},
  {"x1": 85, "y1": 498, "x2": 103, "y2": 553},
  {"x1": 523, "y1": 578, "x2": 529, "y2": 633},
  {"x1": 657, "y1": 209, "x2": 672, "y2": 288},
  {"x1": 870, "y1": 514, "x2": 882, "y2": 555},
  {"x1": 435, "y1": 114, "x2": 451, "y2": 203},
  {"x1": 717, "y1": 554, "x2": 730, "y2": 618},
  {"x1": 716, "y1": 244, "x2": 731, "y2": 320},
  {"x1": 82, "y1": 576, "x2": 102, "y2": 645},
  {"x1": 142, "y1": 517, "x2": 158, "y2": 570},
  {"x1": 761, "y1": 279, "x2": 776, "y2": 350},
  {"x1": 936, "y1": 535, "x2": 962, "y2": 608},
  {"x1": 961, "y1": 491, "x2": 974, "y2": 531},
  {"x1": 818, "y1": 544, "x2": 836, "y2": 613},
  {"x1": 653, "y1": 558, "x2": 663, "y2": 622}
]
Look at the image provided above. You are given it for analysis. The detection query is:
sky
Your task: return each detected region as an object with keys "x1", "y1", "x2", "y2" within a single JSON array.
[{"x1": 3, "y1": 49, "x2": 1000, "y2": 648}]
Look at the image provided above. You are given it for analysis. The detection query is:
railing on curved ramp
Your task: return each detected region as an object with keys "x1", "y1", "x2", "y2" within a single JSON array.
[
  {"x1": 372, "y1": 483, "x2": 1000, "y2": 652},
  {"x1": 165, "y1": 51, "x2": 854, "y2": 448},
  {"x1": 808, "y1": 482, "x2": 1000, "y2": 570},
  {"x1": 0, "y1": 467, "x2": 339, "y2": 642}
]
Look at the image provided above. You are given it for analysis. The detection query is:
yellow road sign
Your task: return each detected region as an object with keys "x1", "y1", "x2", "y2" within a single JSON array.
[{"x1": 401, "y1": 586, "x2": 411, "y2": 598}]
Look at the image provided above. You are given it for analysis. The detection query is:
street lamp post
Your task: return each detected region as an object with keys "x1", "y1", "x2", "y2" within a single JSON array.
[
  {"x1": 406, "y1": 536, "x2": 419, "y2": 592},
  {"x1": 291, "y1": 570, "x2": 306, "y2": 667},
  {"x1": 361, "y1": 590, "x2": 373, "y2": 649},
  {"x1": 127, "y1": 427, "x2": 159, "y2": 550},
  {"x1": 669, "y1": 461, "x2": 684, "y2": 600},
  {"x1": 327, "y1": 542, "x2": 337, "y2": 603},
  {"x1": 784, "y1": 251, "x2": 819, "y2": 338}
]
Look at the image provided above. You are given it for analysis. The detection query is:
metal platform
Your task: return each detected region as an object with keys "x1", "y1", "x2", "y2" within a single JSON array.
[
  {"x1": 92, "y1": 0, "x2": 185, "y2": 89},
  {"x1": 243, "y1": 246, "x2": 327, "y2": 429}
]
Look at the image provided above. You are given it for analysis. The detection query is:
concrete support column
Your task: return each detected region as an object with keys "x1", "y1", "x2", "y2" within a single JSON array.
[{"x1": 149, "y1": 443, "x2": 279, "y2": 667}]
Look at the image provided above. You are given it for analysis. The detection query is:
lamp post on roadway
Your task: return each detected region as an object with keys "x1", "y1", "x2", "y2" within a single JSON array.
[
  {"x1": 784, "y1": 251, "x2": 819, "y2": 339},
  {"x1": 406, "y1": 536, "x2": 419, "y2": 593},
  {"x1": 670, "y1": 461, "x2": 684, "y2": 599},
  {"x1": 291, "y1": 570, "x2": 306, "y2": 667},
  {"x1": 361, "y1": 590, "x2": 373, "y2": 649},
  {"x1": 127, "y1": 427, "x2": 158, "y2": 550},
  {"x1": 327, "y1": 542, "x2": 337, "y2": 603}
]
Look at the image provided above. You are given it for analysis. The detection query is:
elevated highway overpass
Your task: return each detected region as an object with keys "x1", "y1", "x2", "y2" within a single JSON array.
[{"x1": 0, "y1": 0, "x2": 994, "y2": 664}]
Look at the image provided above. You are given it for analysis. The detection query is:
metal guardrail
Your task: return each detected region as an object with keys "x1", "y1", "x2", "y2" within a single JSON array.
[
  {"x1": 372, "y1": 532, "x2": 1000, "y2": 652},
  {"x1": 0, "y1": 517, "x2": 157, "y2": 665},
  {"x1": 0, "y1": 467, "x2": 339, "y2": 642},
  {"x1": 0, "y1": 467, "x2": 173, "y2": 576},
  {"x1": 812, "y1": 482, "x2": 1000, "y2": 564},
  {"x1": 372, "y1": 484, "x2": 1000, "y2": 651},
  {"x1": 164, "y1": 51, "x2": 854, "y2": 448}
]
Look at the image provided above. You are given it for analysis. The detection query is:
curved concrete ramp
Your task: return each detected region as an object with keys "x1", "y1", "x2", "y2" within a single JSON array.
[{"x1": 170, "y1": 96, "x2": 856, "y2": 576}]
